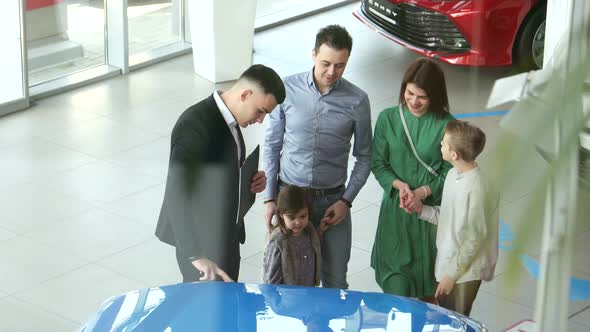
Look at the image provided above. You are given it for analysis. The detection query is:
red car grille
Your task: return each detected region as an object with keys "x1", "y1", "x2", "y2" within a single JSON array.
[{"x1": 361, "y1": 0, "x2": 470, "y2": 52}]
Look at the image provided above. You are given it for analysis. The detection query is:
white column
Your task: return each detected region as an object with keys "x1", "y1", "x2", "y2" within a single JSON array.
[
  {"x1": 106, "y1": 0, "x2": 129, "y2": 74},
  {"x1": 0, "y1": 0, "x2": 29, "y2": 115},
  {"x1": 187, "y1": 0, "x2": 256, "y2": 82}
]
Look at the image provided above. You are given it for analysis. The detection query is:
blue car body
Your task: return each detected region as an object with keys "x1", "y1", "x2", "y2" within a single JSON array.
[{"x1": 80, "y1": 282, "x2": 487, "y2": 331}]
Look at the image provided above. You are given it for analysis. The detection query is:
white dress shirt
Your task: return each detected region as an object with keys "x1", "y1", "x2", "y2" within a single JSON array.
[{"x1": 213, "y1": 90, "x2": 241, "y2": 164}]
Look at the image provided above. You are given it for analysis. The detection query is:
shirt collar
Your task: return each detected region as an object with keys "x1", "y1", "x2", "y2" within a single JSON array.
[
  {"x1": 306, "y1": 68, "x2": 342, "y2": 94},
  {"x1": 213, "y1": 90, "x2": 237, "y2": 128}
]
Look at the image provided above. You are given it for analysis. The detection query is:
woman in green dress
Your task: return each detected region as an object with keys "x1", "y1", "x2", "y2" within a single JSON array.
[{"x1": 371, "y1": 58, "x2": 454, "y2": 301}]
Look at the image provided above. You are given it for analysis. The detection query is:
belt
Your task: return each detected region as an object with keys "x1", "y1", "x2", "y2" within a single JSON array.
[{"x1": 278, "y1": 179, "x2": 344, "y2": 197}]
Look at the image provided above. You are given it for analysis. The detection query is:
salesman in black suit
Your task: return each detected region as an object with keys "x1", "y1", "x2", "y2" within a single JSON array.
[{"x1": 156, "y1": 64, "x2": 286, "y2": 283}]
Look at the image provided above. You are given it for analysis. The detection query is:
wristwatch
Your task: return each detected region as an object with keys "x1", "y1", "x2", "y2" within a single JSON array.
[{"x1": 339, "y1": 198, "x2": 352, "y2": 208}]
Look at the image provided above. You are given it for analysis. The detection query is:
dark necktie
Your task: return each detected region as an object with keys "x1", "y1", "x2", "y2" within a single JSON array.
[{"x1": 235, "y1": 124, "x2": 245, "y2": 166}]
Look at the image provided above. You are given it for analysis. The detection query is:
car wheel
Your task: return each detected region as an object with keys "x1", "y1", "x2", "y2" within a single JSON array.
[{"x1": 513, "y1": 4, "x2": 546, "y2": 71}]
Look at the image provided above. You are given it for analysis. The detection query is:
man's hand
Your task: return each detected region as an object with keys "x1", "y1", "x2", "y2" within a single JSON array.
[
  {"x1": 321, "y1": 200, "x2": 349, "y2": 226},
  {"x1": 318, "y1": 219, "x2": 330, "y2": 236},
  {"x1": 435, "y1": 276, "x2": 456, "y2": 298},
  {"x1": 191, "y1": 257, "x2": 233, "y2": 282},
  {"x1": 264, "y1": 200, "x2": 277, "y2": 235},
  {"x1": 250, "y1": 171, "x2": 267, "y2": 193}
]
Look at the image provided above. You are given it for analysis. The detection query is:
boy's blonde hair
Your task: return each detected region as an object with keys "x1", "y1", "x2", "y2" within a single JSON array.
[{"x1": 445, "y1": 120, "x2": 486, "y2": 162}]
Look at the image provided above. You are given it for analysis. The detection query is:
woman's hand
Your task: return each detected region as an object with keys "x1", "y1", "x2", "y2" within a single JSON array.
[
  {"x1": 406, "y1": 186, "x2": 431, "y2": 211},
  {"x1": 393, "y1": 180, "x2": 414, "y2": 209}
]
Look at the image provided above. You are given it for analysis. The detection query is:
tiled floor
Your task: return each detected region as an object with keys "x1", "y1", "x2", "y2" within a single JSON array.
[{"x1": 1, "y1": 2, "x2": 589, "y2": 331}]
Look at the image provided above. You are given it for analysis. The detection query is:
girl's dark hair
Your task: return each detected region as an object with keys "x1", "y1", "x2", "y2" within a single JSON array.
[
  {"x1": 275, "y1": 185, "x2": 311, "y2": 235},
  {"x1": 398, "y1": 58, "x2": 450, "y2": 117}
]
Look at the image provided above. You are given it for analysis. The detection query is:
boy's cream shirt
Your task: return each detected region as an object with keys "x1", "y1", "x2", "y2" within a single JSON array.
[{"x1": 419, "y1": 166, "x2": 499, "y2": 283}]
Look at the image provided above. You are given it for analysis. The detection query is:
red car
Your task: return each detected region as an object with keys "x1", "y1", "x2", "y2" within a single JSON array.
[{"x1": 353, "y1": 0, "x2": 546, "y2": 69}]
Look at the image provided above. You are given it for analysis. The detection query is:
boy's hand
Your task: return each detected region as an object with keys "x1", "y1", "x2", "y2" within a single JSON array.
[
  {"x1": 435, "y1": 276, "x2": 456, "y2": 298},
  {"x1": 404, "y1": 193, "x2": 420, "y2": 211},
  {"x1": 404, "y1": 199, "x2": 423, "y2": 215}
]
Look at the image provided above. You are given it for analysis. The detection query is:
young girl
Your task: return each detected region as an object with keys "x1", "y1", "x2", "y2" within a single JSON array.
[{"x1": 262, "y1": 185, "x2": 321, "y2": 286}]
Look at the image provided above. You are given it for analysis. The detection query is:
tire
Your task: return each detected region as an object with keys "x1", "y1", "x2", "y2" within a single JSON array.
[{"x1": 513, "y1": 3, "x2": 546, "y2": 71}]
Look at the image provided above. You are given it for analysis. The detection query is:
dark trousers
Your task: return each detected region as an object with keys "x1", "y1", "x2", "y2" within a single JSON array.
[
  {"x1": 175, "y1": 244, "x2": 240, "y2": 283},
  {"x1": 437, "y1": 280, "x2": 481, "y2": 316}
]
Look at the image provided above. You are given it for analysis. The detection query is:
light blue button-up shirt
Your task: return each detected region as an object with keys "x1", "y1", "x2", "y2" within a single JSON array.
[{"x1": 262, "y1": 70, "x2": 372, "y2": 202}]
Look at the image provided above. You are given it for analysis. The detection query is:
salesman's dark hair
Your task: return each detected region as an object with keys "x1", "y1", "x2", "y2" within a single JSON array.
[{"x1": 239, "y1": 64, "x2": 286, "y2": 104}]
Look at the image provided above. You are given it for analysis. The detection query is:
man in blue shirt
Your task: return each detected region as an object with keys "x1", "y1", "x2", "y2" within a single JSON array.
[{"x1": 262, "y1": 25, "x2": 372, "y2": 289}]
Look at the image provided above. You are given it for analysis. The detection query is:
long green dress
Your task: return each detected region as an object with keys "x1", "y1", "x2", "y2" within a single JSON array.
[{"x1": 370, "y1": 105, "x2": 454, "y2": 298}]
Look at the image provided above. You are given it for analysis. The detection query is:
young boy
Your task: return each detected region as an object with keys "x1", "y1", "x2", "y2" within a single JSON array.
[{"x1": 412, "y1": 120, "x2": 499, "y2": 316}]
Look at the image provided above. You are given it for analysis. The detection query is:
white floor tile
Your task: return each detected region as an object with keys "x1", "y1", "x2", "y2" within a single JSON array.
[
  {"x1": 351, "y1": 204, "x2": 380, "y2": 252},
  {"x1": 348, "y1": 267, "x2": 381, "y2": 293},
  {"x1": 23, "y1": 209, "x2": 154, "y2": 262},
  {"x1": 100, "y1": 184, "x2": 165, "y2": 225},
  {"x1": 0, "y1": 227, "x2": 18, "y2": 243},
  {"x1": 239, "y1": 261, "x2": 264, "y2": 284},
  {"x1": 479, "y1": 264, "x2": 590, "y2": 316},
  {"x1": 46, "y1": 117, "x2": 162, "y2": 158},
  {"x1": 106, "y1": 137, "x2": 170, "y2": 179},
  {"x1": 470, "y1": 291, "x2": 534, "y2": 332},
  {"x1": 355, "y1": 176, "x2": 383, "y2": 204},
  {"x1": 39, "y1": 161, "x2": 162, "y2": 204},
  {"x1": 14, "y1": 264, "x2": 142, "y2": 324},
  {"x1": 347, "y1": 246, "x2": 371, "y2": 276},
  {"x1": 252, "y1": 53, "x2": 309, "y2": 79},
  {"x1": 241, "y1": 211, "x2": 269, "y2": 260},
  {"x1": 105, "y1": 98, "x2": 194, "y2": 136},
  {"x1": 0, "y1": 103, "x2": 102, "y2": 148},
  {"x1": 568, "y1": 319, "x2": 590, "y2": 332},
  {"x1": 253, "y1": 29, "x2": 310, "y2": 65},
  {"x1": 0, "y1": 296, "x2": 79, "y2": 332},
  {"x1": 243, "y1": 251, "x2": 265, "y2": 269},
  {"x1": 345, "y1": 56, "x2": 410, "y2": 105},
  {"x1": 0, "y1": 138, "x2": 96, "y2": 185},
  {"x1": 0, "y1": 237, "x2": 88, "y2": 294},
  {"x1": 0, "y1": 183, "x2": 95, "y2": 235},
  {"x1": 97, "y1": 239, "x2": 181, "y2": 288},
  {"x1": 571, "y1": 306, "x2": 590, "y2": 328}
]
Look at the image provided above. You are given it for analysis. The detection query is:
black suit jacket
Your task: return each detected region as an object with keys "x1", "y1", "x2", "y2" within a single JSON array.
[{"x1": 156, "y1": 95, "x2": 245, "y2": 268}]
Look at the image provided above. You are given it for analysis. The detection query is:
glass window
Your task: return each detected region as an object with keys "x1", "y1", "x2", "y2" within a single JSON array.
[
  {"x1": 26, "y1": 0, "x2": 106, "y2": 86},
  {"x1": 128, "y1": 0, "x2": 182, "y2": 61}
]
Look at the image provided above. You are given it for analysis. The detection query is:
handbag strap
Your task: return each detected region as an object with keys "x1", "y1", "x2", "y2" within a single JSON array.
[{"x1": 398, "y1": 104, "x2": 439, "y2": 177}]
